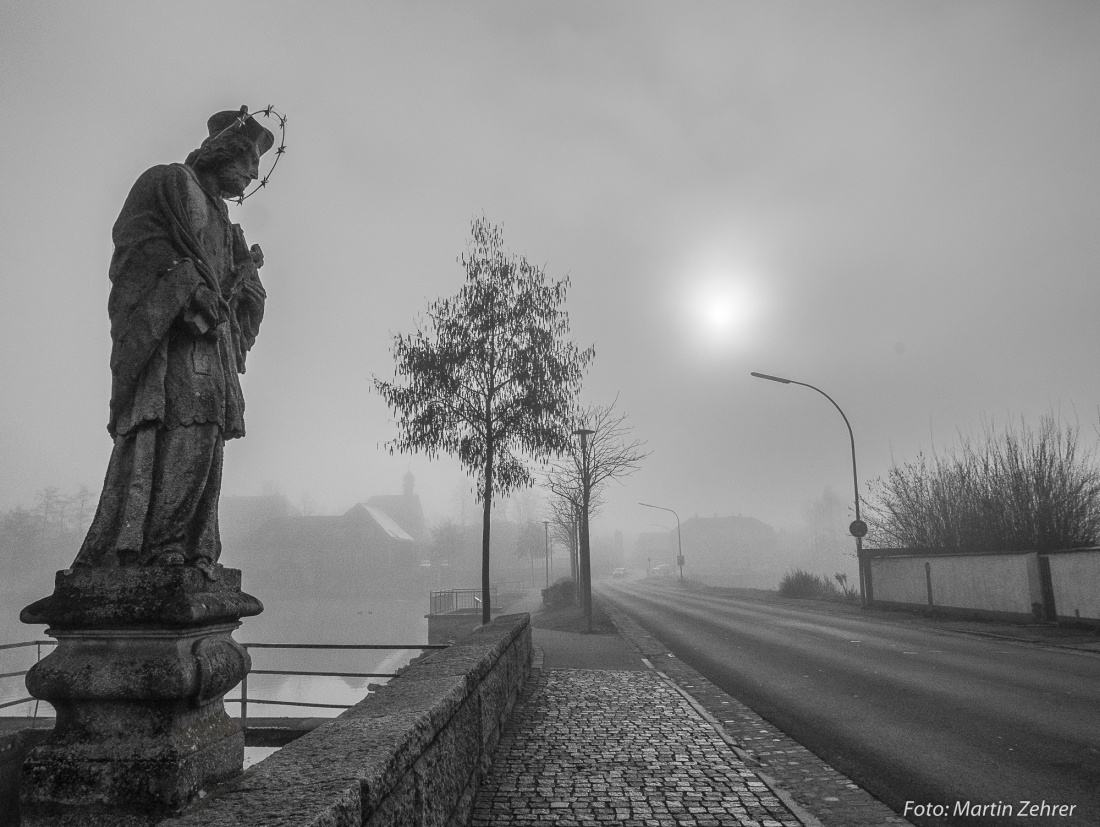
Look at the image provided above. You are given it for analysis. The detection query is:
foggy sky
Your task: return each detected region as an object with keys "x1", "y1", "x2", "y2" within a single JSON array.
[{"x1": 2, "y1": 1, "x2": 1099, "y2": 545}]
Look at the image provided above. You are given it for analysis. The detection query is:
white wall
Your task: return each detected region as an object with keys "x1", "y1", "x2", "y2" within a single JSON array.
[
  {"x1": 871, "y1": 552, "x2": 1038, "y2": 615},
  {"x1": 1047, "y1": 550, "x2": 1100, "y2": 622}
]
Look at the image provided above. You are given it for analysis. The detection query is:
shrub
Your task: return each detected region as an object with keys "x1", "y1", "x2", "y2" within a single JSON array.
[
  {"x1": 778, "y1": 569, "x2": 825, "y2": 599},
  {"x1": 864, "y1": 415, "x2": 1100, "y2": 550},
  {"x1": 833, "y1": 572, "x2": 857, "y2": 601},
  {"x1": 542, "y1": 577, "x2": 575, "y2": 609}
]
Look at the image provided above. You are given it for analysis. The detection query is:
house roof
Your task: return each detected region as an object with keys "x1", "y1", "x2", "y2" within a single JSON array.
[{"x1": 344, "y1": 503, "x2": 416, "y2": 542}]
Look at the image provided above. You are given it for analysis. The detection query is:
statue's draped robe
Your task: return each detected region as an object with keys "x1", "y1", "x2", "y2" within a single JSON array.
[{"x1": 76, "y1": 163, "x2": 264, "y2": 568}]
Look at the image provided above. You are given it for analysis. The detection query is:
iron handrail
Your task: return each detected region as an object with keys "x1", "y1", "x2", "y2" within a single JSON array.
[
  {"x1": 232, "y1": 641, "x2": 447, "y2": 730},
  {"x1": 243, "y1": 643, "x2": 447, "y2": 650},
  {"x1": 0, "y1": 640, "x2": 54, "y2": 713},
  {"x1": 428, "y1": 587, "x2": 496, "y2": 615},
  {"x1": 0, "y1": 641, "x2": 56, "y2": 652},
  {"x1": 0, "y1": 640, "x2": 447, "y2": 729},
  {"x1": 0, "y1": 697, "x2": 39, "y2": 711},
  {"x1": 249, "y1": 669, "x2": 406, "y2": 678}
]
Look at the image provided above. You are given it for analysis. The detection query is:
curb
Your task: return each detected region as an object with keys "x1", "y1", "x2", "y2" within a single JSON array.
[{"x1": 599, "y1": 596, "x2": 913, "y2": 827}]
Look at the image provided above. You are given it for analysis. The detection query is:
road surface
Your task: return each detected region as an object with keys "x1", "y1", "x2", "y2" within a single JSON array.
[{"x1": 598, "y1": 578, "x2": 1100, "y2": 827}]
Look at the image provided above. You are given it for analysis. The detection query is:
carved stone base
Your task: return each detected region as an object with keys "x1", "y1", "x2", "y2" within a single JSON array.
[{"x1": 19, "y1": 567, "x2": 261, "y2": 826}]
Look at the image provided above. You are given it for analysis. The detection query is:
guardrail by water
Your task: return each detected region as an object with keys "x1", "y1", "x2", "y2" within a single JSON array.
[
  {"x1": 428, "y1": 587, "x2": 501, "y2": 614},
  {"x1": 231, "y1": 642, "x2": 447, "y2": 731},
  {"x1": 0, "y1": 640, "x2": 56, "y2": 713},
  {"x1": 2, "y1": 639, "x2": 448, "y2": 732}
]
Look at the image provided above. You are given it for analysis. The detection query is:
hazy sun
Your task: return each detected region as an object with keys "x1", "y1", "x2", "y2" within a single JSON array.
[{"x1": 686, "y1": 277, "x2": 760, "y2": 350}]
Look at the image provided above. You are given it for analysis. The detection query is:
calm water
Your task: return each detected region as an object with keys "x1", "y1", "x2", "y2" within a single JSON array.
[{"x1": 1, "y1": 593, "x2": 430, "y2": 723}]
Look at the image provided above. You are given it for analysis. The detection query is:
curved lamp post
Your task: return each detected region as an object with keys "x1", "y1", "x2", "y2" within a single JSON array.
[
  {"x1": 639, "y1": 503, "x2": 683, "y2": 580},
  {"x1": 750, "y1": 372, "x2": 868, "y2": 605}
]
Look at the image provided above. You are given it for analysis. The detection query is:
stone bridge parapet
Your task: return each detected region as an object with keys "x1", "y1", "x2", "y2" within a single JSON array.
[{"x1": 162, "y1": 612, "x2": 532, "y2": 827}]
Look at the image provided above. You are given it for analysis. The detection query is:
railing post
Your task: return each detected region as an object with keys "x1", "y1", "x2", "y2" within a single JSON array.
[{"x1": 240, "y1": 667, "x2": 248, "y2": 735}]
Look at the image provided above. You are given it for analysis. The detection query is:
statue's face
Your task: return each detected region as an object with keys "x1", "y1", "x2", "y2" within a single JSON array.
[{"x1": 217, "y1": 146, "x2": 260, "y2": 198}]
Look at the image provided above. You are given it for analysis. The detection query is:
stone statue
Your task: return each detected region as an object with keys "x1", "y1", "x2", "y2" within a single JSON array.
[
  {"x1": 73, "y1": 107, "x2": 273, "y2": 577},
  {"x1": 19, "y1": 107, "x2": 278, "y2": 825}
]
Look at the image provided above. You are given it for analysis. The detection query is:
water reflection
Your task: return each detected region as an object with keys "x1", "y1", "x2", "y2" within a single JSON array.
[
  {"x1": 244, "y1": 746, "x2": 278, "y2": 768},
  {"x1": 1, "y1": 595, "x2": 430, "y2": 723},
  {"x1": 229, "y1": 647, "x2": 416, "y2": 717}
]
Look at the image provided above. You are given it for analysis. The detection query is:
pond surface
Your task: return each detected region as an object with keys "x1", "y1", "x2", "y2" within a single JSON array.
[{"x1": 1, "y1": 594, "x2": 431, "y2": 722}]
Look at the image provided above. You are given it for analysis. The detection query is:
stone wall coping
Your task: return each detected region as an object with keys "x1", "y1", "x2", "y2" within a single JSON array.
[{"x1": 161, "y1": 612, "x2": 531, "y2": 827}]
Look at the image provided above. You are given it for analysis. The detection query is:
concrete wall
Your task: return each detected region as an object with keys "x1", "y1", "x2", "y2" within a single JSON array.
[
  {"x1": 1046, "y1": 550, "x2": 1100, "y2": 622},
  {"x1": 162, "y1": 612, "x2": 532, "y2": 827},
  {"x1": 427, "y1": 610, "x2": 486, "y2": 645},
  {"x1": 870, "y1": 551, "x2": 1041, "y2": 620}
]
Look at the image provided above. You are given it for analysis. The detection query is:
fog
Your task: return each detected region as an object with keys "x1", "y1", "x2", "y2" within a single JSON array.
[{"x1": 3, "y1": 2, "x2": 1099, "y2": 608}]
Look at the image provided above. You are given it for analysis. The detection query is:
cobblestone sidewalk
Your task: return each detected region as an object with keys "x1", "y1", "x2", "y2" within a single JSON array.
[
  {"x1": 471, "y1": 668, "x2": 806, "y2": 827},
  {"x1": 603, "y1": 604, "x2": 913, "y2": 827}
]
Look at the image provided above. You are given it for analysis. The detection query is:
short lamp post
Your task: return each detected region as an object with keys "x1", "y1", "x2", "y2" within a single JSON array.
[
  {"x1": 639, "y1": 503, "x2": 683, "y2": 580},
  {"x1": 750, "y1": 371, "x2": 869, "y2": 605},
  {"x1": 573, "y1": 428, "x2": 596, "y2": 633},
  {"x1": 543, "y1": 520, "x2": 550, "y2": 589}
]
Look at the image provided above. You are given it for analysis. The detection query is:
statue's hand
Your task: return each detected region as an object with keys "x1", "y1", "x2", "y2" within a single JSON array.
[
  {"x1": 249, "y1": 244, "x2": 264, "y2": 269},
  {"x1": 183, "y1": 286, "x2": 221, "y2": 337},
  {"x1": 238, "y1": 278, "x2": 267, "y2": 305}
]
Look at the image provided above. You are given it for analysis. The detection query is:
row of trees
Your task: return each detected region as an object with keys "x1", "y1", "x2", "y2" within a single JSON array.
[
  {"x1": 375, "y1": 217, "x2": 646, "y2": 623},
  {"x1": 543, "y1": 399, "x2": 648, "y2": 625},
  {"x1": 1, "y1": 485, "x2": 95, "y2": 585},
  {"x1": 375, "y1": 215, "x2": 1100, "y2": 613}
]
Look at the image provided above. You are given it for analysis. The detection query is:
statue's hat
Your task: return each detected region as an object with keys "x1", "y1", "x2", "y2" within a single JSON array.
[{"x1": 204, "y1": 106, "x2": 275, "y2": 156}]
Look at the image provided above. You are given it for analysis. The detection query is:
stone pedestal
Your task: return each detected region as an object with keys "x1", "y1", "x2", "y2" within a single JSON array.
[{"x1": 19, "y1": 566, "x2": 262, "y2": 826}]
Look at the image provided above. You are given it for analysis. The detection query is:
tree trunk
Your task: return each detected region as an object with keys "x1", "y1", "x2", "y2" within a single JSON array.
[
  {"x1": 481, "y1": 438, "x2": 494, "y2": 625},
  {"x1": 580, "y1": 487, "x2": 592, "y2": 632}
]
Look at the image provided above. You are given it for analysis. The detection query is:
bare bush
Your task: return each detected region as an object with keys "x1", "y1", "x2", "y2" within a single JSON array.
[
  {"x1": 864, "y1": 415, "x2": 1100, "y2": 550},
  {"x1": 778, "y1": 569, "x2": 825, "y2": 598}
]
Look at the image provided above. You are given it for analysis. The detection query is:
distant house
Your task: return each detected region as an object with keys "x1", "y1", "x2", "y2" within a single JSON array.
[
  {"x1": 363, "y1": 471, "x2": 427, "y2": 542},
  {"x1": 634, "y1": 531, "x2": 677, "y2": 569},
  {"x1": 633, "y1": 514, "x2": 780, "y2": 588},
  {"x1": 683, "y1": 514, "x2": 780, "y2": 587},
  {"x1": 219, "y1": 494, "x2": 300, "y2": 548},
  {"x1": 219, "y1": 475, "x2": 428, "y2": 595}
]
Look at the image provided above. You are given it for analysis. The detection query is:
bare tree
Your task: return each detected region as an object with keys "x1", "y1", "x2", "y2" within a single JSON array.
[
  {"x1": 69, "y1": 484, "x2": 95, "y2": 535},
  {"x1": 544, "y1": 397, "x2": 649, "y2": 627},
  {"x1": 35, "y1": 487, "x2": 64, "y2": 531},
  {"x1": 545, "y1": 490, "x2": 580, "y2": 583}
]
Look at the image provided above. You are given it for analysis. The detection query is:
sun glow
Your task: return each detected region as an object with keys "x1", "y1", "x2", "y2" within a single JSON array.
[{"x1": 685, "y1": 275, "x2": 762, "y2": 351}]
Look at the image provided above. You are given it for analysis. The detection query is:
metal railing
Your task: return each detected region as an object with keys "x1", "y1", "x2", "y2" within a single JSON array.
[
  {"x1": 429, "y1": 588, "x2": 496, "y2": 615},
  {"x1": 231, "y1": 642, "x2": 447, "y2": 731},
  {"x1": 0, "y1": 640, "x2": 56, "y2": 712},
  {"x1": 1, "y1": 639, "x2": 447, "y2": 733}
]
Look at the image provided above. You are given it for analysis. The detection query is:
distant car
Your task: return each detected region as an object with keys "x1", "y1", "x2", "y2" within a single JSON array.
[
  {"x1": 651, "y1": 564, "x2": 672, "y2": 576},
  {"x1": 612, "y1": 567, "x2": 626, "y2": 578}
]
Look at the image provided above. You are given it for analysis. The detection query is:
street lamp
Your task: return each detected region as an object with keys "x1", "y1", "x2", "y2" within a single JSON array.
[
  {"x1": 573, "y1": 428, "x2": 596, "y2": 633},
  {"x1": 750, "y1": 371, "x2": 868, "y2": 605},
  {"x1": 543, "y1": 520, "x2": 550, "y2": 589},
  {"x1": 639, "y1": 503, "x2": 683, "y2": 580}
]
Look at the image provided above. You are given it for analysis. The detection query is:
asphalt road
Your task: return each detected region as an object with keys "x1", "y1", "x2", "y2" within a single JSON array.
[{"x1": 598, "y1": 578, "x2": 1100, "y2": 827}]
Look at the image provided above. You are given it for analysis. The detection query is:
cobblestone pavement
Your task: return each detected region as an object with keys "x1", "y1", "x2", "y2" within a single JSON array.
[
  {"x1": 602, "y1": 604, "x2": 913, "y2": 827},
  {"x1": 471, "y1": 667, "x2": 806, "y2": 827}
]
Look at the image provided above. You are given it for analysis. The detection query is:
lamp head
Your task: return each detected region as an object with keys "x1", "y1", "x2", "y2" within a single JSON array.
[{"x1": 751, "y1": 371, "x2": 792, "y2": 384}]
